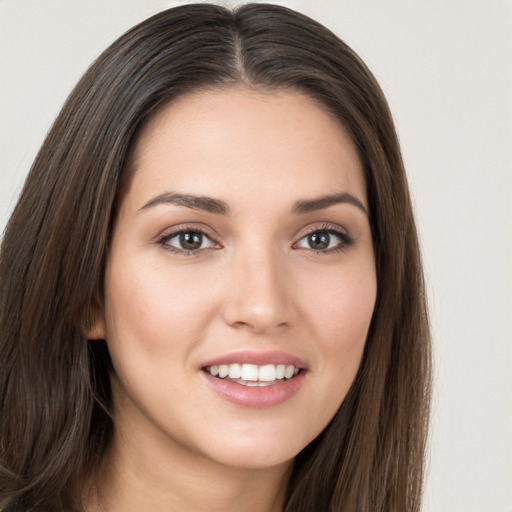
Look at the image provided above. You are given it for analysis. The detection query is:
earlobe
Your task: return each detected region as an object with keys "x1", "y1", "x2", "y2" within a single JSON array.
[
  {"x1": 85, "y1": 318, "x2": 106, "y2": 340},
  {"x1": 83, "y1": 308, "x2": 106, "y2": 340}
]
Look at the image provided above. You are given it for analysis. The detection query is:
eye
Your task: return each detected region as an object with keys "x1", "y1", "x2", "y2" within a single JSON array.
[
  {"x1": 159, "y1": 229, "x2": 218, "y2": 254},
  {"x1": 295, "y1": 228, "x2": 353, "y2": 253}
]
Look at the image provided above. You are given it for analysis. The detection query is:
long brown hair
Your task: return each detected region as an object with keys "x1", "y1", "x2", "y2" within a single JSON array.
[{"x1": 0, "y1": 4, "x2": 431, "y2": 511}]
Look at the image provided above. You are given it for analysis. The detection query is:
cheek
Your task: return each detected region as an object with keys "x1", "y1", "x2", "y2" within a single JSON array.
[
  {"x1": 305, "y1": 264, "x2": 376, "y2": 336},
  {"x1": 288, "y1": 262, "x2": 376, "y2": 442},
  {"x1": 300, "y1": 262, "x2": 376, "y2": 377},
  {"x1": 104, "y1": 256, "x2": 221, "y2": 348}
]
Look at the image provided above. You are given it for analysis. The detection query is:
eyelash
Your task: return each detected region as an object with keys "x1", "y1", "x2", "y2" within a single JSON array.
[{"x1": 157, "y1": 224, "x2": 354, "y2": 256}]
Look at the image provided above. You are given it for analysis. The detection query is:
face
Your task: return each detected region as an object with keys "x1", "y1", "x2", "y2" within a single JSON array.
[{"x1": 94, "y1": 88, "x2": 376, "y2": 471}]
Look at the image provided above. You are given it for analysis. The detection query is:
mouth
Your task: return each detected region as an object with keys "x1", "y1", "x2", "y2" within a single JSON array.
[
  {"x1": 200, "y1": 350, "x2": 307, "y2": 407},
  {"x1": 203, "y1": 363, "x2": 301, "y2": 387}
]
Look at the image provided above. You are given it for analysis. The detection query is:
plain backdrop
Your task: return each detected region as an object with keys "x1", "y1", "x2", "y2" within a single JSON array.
[{"x1": 1, "y1": 1, "x2": 511, "y2": 511}]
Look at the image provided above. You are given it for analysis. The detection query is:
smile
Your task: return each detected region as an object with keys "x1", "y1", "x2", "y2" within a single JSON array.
[
  {"x1": 200, "y1": 351, "x2": 307, "y2": 407},
  {"x1": 205, "y1": 363, "x2": 300, "y2": 386}
]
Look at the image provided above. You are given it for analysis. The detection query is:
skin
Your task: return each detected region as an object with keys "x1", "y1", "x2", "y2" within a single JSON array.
[{"x1": 87, "y1": 87, "x2": 376, "y2": 512}]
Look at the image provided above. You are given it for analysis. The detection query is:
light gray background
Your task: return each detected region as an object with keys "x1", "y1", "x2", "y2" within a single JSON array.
[{"x1": 1, "y1": 1, "x2": 511, "y2": 510}]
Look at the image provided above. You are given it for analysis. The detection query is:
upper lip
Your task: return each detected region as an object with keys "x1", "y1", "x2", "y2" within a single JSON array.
[{"x1": 200, "y1": 350, "x2": 308, "y2": 370}]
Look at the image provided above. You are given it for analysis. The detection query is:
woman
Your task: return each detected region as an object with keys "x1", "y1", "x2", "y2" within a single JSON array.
[{"x1": 0, "y1": 4, "x2": 431, "y2": 511}]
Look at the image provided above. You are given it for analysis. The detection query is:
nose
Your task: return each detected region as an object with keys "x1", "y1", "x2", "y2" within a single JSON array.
[{"x1": 221, "y1": 245, "x2": 293, "y2": 334}]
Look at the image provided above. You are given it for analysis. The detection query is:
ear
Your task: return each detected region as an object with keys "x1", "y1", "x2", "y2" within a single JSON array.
[
  {"x1": 82, "y1": 305, "x2": 106, "y2": 340},
  {"x1": 85, "y1": 318, "x2": 106, "y2": 340}
]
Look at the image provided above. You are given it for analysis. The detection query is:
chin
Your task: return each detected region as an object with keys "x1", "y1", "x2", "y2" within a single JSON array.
[{"x1": 197, "y1": 420, "x2": 316, "y2": 470}]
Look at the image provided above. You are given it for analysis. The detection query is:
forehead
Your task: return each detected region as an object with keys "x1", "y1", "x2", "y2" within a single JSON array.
[{"x1": 125, "y1": 87, "x2": 366, "y2": 209}]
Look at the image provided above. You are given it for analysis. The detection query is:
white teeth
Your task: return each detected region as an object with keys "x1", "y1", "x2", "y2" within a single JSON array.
[
  {"x1": 228, "y1": 363, "x2": 241, "y2": 379},
  {"x1": 206, "y1": 363, "x2": 301, "y2": 382},
  {"x1": 258, "y1": 364, "x2": 276, "y2": 381},
  {"x1": 275, "y1": 364, "x2": 286, "y2": 379},
  {"x1": 241, "y1": 364, "x2": 259, "y2": 381},
  {"x1": 284, "y1": 365, "x2": 295, "y2": 379}
]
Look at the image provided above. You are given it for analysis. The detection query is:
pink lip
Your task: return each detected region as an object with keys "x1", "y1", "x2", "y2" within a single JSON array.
[
  {"x1": 201, "y1": 370, "x2": 306, "y2": 408},
  {"x1": 200, "y1": 350, "x2": 307, "y2": 369},
  {"x1": 199, "y1": 350, "x2": 308, "y2": 409}
]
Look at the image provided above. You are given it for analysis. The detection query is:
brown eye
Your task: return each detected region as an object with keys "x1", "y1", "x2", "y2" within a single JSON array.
[
  {"x1": 295, "y1": 229, "x2": 353, "y2": 253},
  {"x1": 179, "y1": 231, "x2": 203, "y2": 250},
  {"x1": 161, "y1": 229, "x2": 217, "y2": 253},
  {"x1": 307, "y1": 232, "x2": 330, "y2": 250}
]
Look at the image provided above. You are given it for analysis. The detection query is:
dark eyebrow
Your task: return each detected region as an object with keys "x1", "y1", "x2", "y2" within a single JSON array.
[
  {"x1": 292, "y1": 193, "x2": 369, "y2": 216},
  {"x1": 139, "y1": 191, "x2": 368, "y2": 217},
  {"x1": 138, "y1": 192, "x2": 230, "y2": 215}
]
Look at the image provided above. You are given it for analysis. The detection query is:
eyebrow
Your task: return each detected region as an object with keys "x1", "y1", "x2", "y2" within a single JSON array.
[
  {"x1": 292, "y1": 193, "x2": 368, "y2": 216},
  {"x1": 139, "y1": 192, "x2": 230, "y2": 215},
  {"x1": 138, "y1": 191, "x2": 368, "y2": 217}
]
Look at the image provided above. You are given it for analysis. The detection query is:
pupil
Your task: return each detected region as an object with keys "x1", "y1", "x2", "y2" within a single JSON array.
[
  {"x1": 180, "y1": 232, "x2": 202, "y2": 250},
  {"x1": 309, "y1": 232, "x2": 329, "y2": 249}
]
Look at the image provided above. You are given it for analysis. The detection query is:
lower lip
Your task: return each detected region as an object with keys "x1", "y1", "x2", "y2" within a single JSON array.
[{"x1": 201, "y1": 371, "x2": 306, "y2": 408}]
